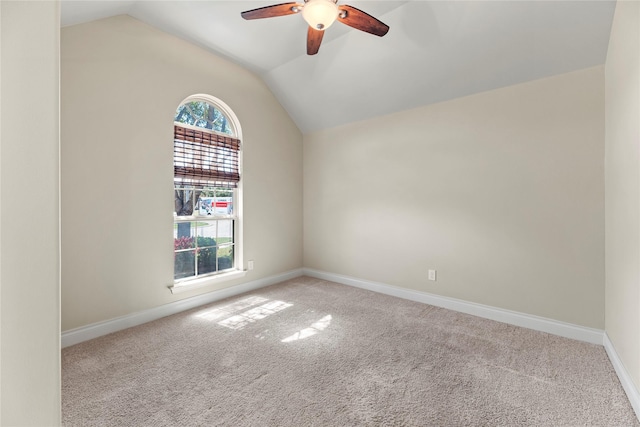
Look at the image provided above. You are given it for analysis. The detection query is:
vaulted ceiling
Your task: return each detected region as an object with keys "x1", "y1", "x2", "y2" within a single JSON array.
[{"x1": 61, "y1": 1, "x2": 616, "y2": 133}]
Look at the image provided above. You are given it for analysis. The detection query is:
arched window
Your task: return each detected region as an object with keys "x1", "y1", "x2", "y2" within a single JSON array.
[
  {"x1": 173, "y1": 95, "x2": 242, "y2": 286},
  {"x1": 175, "y1": 99, "x2": 235, "y2": 135}
]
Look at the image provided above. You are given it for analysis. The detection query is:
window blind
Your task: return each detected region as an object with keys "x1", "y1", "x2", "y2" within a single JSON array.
[{"x1": 174, "y1": 125, "x2": 241, "y2": 188}]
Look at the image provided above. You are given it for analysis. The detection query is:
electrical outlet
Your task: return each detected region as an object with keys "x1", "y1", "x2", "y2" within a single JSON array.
[
  {"x1": 428, "y1": 269, "x2": 437, "y2": 281},
  {"x1": 248, "y1": 260, "x2": 254, "y2": 271}
]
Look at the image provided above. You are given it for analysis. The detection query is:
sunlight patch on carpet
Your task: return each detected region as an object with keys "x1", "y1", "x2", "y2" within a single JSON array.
[
  {"x1": 282, "y1": 315, "x2": 332, "y2": 343},
  {"x1": 218, "y1": 300, "x2": 293, "y2": 330},
  {"x1": 195, "y1": 296, "x2": 268, "y2": 321}
]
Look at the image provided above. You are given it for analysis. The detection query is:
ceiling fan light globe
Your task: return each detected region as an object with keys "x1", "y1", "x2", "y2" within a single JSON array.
[{"x1": 302, "y1": 0, "x2": 338, "y2": 31}]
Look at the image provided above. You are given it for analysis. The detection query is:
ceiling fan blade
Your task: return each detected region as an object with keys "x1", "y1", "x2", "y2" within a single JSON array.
[
  {"x1": 338, "y1": 5, "x2": 389, "y2": 37},
  {"x1": 307, "y1": 27, "x2": 324, "y2": 55},
  {"x1": 241, "y1": 2, "x2": 301, "y2": 20}
]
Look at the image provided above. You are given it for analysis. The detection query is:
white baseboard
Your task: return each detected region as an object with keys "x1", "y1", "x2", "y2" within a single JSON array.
[
  {"x1": 61, "y1": 268, "x2": 304, "y2": 348},
  {"x1": 63, "y1": 267, "x2": 603, "y2": 347},
  {"x1": 604, "y1": 333, "x2": 640, "y2": 420},
  {"x1": 303, "y1": 268, "x2": 604, "y2": 345}
]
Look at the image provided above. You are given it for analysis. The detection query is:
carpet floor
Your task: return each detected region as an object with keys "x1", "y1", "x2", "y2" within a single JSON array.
[{"x1": 62, "y1": 276, "x2": 639, "y2": 426}]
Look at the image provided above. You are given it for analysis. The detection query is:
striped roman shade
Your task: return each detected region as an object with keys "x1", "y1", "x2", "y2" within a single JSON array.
[{"x1": 173, "y1": 125, "x2": 241, "y2": 188}]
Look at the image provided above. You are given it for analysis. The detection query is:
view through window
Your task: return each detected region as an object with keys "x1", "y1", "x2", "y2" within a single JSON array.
[{"x1": 173, "y1": 97, "x2": 241, "y2": 282}]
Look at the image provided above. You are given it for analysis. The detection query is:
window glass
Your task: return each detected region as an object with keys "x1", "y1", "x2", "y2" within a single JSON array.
[{"x1": 174, "y1": 101, "x2": 234, "y2": 136}]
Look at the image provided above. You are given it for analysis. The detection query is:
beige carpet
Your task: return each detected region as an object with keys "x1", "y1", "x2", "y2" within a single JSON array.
[{"x1": 62, "y1": 276, "x2": 638, "y2": 426}]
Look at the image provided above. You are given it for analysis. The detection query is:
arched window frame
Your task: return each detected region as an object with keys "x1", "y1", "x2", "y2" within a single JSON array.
[{"x1": 170, "y1": 94, "x2": 245, "y2": 293}]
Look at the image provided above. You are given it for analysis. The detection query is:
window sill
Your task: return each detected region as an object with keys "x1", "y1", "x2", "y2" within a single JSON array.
[{"x1": 169, "y1": 270, "x2": 247, "y2": 294}]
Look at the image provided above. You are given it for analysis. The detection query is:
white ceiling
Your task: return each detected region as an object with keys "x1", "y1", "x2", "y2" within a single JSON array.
[{"x1": 61, "y1": 0, "x2": 616, "y2": 133}]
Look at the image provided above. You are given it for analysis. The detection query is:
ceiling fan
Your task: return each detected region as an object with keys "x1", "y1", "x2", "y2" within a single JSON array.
[{"x1": 241, "y1": 0, "x2": 389, "y2": 55}]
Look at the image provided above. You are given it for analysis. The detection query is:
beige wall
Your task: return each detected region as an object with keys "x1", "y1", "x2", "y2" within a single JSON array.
[
  {"x1": 61, "y1": 16, "x2": 303, "y2": 331},
  {"x1": 605, "y1": 1, "x2": 640, "y2": 391},
  {"x1": 1, "y1": 1, "x2": 61, "y2": 425},
  {"x1": 304, "y1": 66, "x2": 605, "y2": 328}
]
